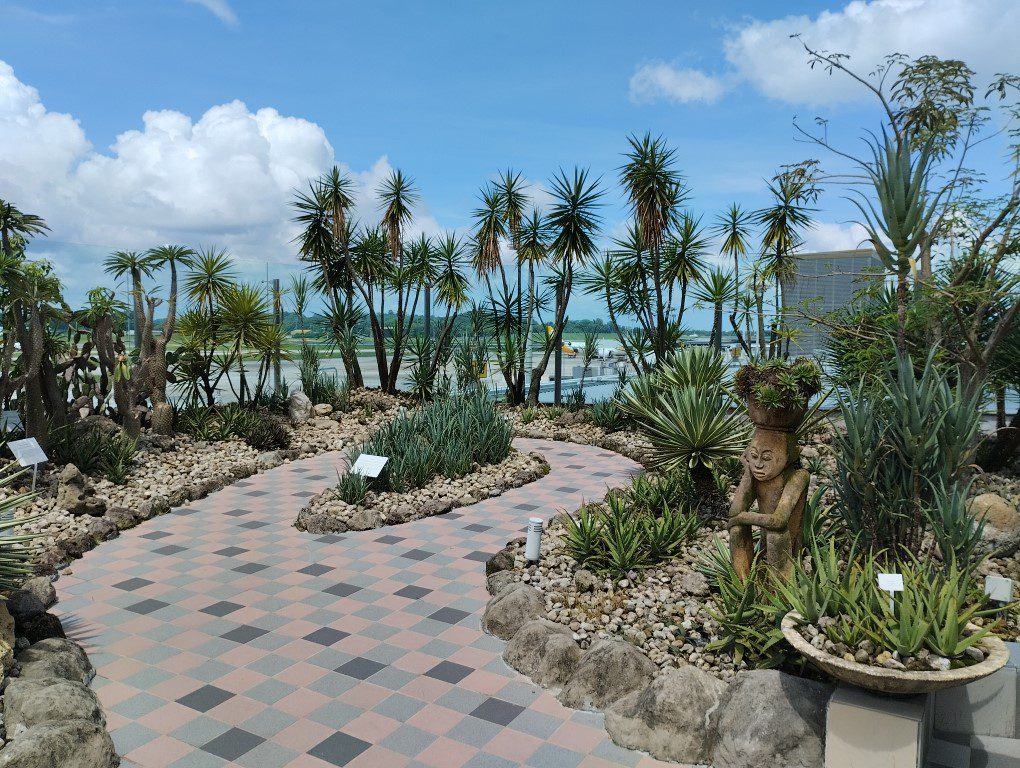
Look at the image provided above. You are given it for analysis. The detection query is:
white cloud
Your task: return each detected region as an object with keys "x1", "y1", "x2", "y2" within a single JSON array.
[
  {"x1": 802, "y1": 221, "x2": 871, "y2": 252},
  {"x1": 0, "y1": 59, "x2": 441, "y2": 302},
  {"x1": 185, "y1": 0, "x2": 238, "y2": 26},
  {"x1": 629, "y1": 63, "x2": 728, "y2": 105},
  {"x1": 636, "y1": 0, "x2": 1020, "y2": 107}
]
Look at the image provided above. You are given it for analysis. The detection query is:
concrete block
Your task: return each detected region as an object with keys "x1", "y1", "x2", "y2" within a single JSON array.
[
  {"x1": 826, "y1": 684, "x2": 932, "y2": 768},
  {"x1": 970, "y1": 734, "x2": 1020, "y2": 768},
  {"x1": 934, "y1": 666, "x2": 1017, "y2": 738}
]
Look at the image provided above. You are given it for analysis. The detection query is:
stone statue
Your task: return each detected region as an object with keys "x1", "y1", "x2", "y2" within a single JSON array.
[{"x1": 728, "y1": 425, "x2": 809, "y2": 579}]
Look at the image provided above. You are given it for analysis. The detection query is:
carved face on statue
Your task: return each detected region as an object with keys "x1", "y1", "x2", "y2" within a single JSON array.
[{"x1": 744, "y1": 431, "x2": 790, "y2": 482}]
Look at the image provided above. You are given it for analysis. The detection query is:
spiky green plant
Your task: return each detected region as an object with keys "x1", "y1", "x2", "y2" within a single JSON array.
[{"x1": 0, "y1": 464, "x2": 42, "y2": 590}]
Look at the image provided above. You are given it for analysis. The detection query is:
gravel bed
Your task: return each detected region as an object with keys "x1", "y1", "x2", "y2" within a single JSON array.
[{"x1": 296, "y1": 449, "x2": 551, "y2": 533}]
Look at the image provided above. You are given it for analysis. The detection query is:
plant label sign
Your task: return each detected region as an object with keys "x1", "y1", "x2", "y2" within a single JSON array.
[
  {"x1": 878, "y1": 572, "x2": 904, "y2": 610},
  {"x1": 0, "y1": 411, "x2": 21, "y2": 431},
  {"x1": 7, "y1": 438, "x2": 47, "y2": 468},
  {"x1": 985, "y1": 575, "x2": 1013, "y2": 604},
  {"x1": 349, "y1": 454, "x2": 388, "y2": 478}
]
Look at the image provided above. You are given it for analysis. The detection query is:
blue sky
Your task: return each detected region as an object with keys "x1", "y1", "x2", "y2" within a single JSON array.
[{"x1": 1, "y1": 0, "x2": 1017, "y2": 326}]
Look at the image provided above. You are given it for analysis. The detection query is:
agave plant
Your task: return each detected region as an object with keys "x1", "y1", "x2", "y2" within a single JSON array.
[
  {"x1": 621, "y1": 349, "x2": 751, "y2": 511},
  {"x1": 0, "y1": 464, "x2": 42, "y2": 590}
]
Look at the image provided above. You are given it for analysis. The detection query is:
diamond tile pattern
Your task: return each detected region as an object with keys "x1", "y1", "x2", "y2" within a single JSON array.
[{"x1": 54, "y1": 438, "x2": 671, "y2": 767}]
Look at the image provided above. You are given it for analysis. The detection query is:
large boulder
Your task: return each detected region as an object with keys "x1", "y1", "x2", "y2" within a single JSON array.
[
  {"x1": 711, "y1": 669, "x2": 833, "y2": 768},
  {"x1": 54, "y1": 464, "x2": 105, "y2": 517},
  {"x1": 346, "y1": 507, "x2": 382, "y2": 531},
  {"x1": 559, "y1": 639, "x2": 657, "y2": 710},
  {"x1": 5, "y1": 678, "x2": 105, "y2": 730},
  {"x1": 6, "y1": 592, "x2": 45, "y2": 623},
  {"x1": 16, "y1": 638, "x2": 94, "y2": 684},
  {"x1": 485, "y1": 548, "x2": 515, "y2": 576},
  {"x1": 486, "y1": 571, "x2": 517, "y2": 596},
  {"x1": 504, "y1": 620, "x2": 581, "y2": 688},
  {"x1": 605, "y1": 666, "x2": 726, "y2": 764},
  {"x1": 313, "y1": 403, "x2": 334, "y2": 416},
  {"x1": 18, "y1": 612, "x2": 66, "y2": 644},
  {"x1": 973, "y1": 493, "x2": 1020, "y2": 556},
  {"x1": 0, "y1": 720, "x2": 118, "y2": 768},
  {"x1": 105, "y1": 507, "x2": 139, "y2": 531},
  {"x1": 289, "y1": 391, "x2": 313, "y2": 425},
  {"x1": 20, "y1": 577, "x2": 57, "y2": 608},
  {"x1": 0, "y1": 601, "x2": 15, "y2": 672},
  {"x1": 482, "y1": 584, "x2": 545, "y2": 640}
]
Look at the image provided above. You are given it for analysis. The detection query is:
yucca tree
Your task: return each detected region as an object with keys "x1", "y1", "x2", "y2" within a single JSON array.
[
  {"x1": 755, "y1": 166, "x2": 817, "y2": 358},
  {"x1": 693, "y1": 268, "x2": 738, "y2": 351},
  {"x1": 527, "y1": 168, "x2": 604, "y2": 405},
  {"x1": 219, "y1": 283, "x2": 272, "y2": 404},
  {"x1": 851, "y1": 131, "x2": 941, "y2": 354},
  {"x1": 290, "y1": 274, "x2": 313, "y2": 336},
  {"x1": 379, "y1": 169, "x2": 419, "y2": 264},
  {"x1": 619, "y1": 133, "x2": 686, "y2": 363},
  {"x1": 184, "y1": 247, "x2": 237, "y2": 314},
  {"x1": 711, "y1": 203, "x2": 755, "y2": 353}
]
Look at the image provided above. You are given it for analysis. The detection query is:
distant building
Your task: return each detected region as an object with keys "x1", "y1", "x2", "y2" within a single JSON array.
[{"x1": 782, "y1": 249, "x2": 883, "y2": 357}]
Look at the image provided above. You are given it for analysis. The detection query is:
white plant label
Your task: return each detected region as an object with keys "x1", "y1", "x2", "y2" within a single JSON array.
[
  {"x1": 0, "y1": 411, "x2": 21, "y2": 431},
  {"x1": 7, "y1": 438, "x2": 47, "y2": 468},
  {"x1": 349, "y1": 454, "x2": 388, "y2": 478},
  {"x1": 877, "y1": 572, "x2": 904, "y2": 611},
  {"x1": 985, "y1": 575, "x2": 1013, "y2": 604}
]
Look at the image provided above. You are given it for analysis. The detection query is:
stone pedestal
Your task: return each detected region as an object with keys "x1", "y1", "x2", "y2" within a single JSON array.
[{"x1": 825, "y1": 684, "x2": 932, "y2": 768}]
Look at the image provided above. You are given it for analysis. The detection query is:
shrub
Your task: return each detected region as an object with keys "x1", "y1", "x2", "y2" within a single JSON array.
[
  {"x1": 827, "y1": 351, "x2": 982, "y2": 557},
  {"x1": 298, "y1": 344, "x2": 343, "y2": 405},
  {"x1": 176, "y1": 404, "x2": 291, "y2": 451},
  {"x1": 626, "y1": 469, "x2": 695, "y2": 516},
  {"x1": 565, "y1": 388, "x2": 586, "y2": 412},
  {"x1": 590, "y1": 399, "x2": 624, "y2": 432},
  {"x1": 519, "y1": 407, "x2": 537, "y2": 425},
  {"x1": 335, "y1": 470, "x2": 369, "y2": 505},
  {"x1": 48, "y1": 422, "x2": 138, "y2": 484},
  {"x1": 352, "y1": 392, "x2": 512, "y2": 495},
  {"x1": 561, "y1": 489, "x2": 700, "y2": 576},
  {"x1": 620, "y1": 347, "x2": 751, "y2": 510}
]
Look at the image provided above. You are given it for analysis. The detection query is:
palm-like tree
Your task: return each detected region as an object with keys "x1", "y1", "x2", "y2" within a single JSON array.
[
  {"x1": 619, "y1": 133, "x2": 686, "y2": 362},
  {"x1": 755, "y1": 167, "x2": 818, "y2": 357},
  {"x1": 711, "y1": 203, "x2": 754, "y2": 351},
  {"x1": 472, "y1": 184, "x2": 507, "y2": 276},
  {"x1": 184, "y1": 247, "x2": 237, "y2": 314},
  {"x1": 379, "y1": 169, "x2": 419, "y2": 264},
  {"x1": 219, "y1": 283, "x2": 272, "y2": 404},
  {"x1": 693, "y1": 268, "x2": 737, "y2": 350},
  {"x1": 0, "y1": 200, "x2": 49, "y2": 259},
  {"x1": 104, "y1": 250, "x2": 160, "y2": 350},
  {"x1": 527, "y1": 168, "x2": 604, "y2": 404},
  {"x1": 144, "y1": 245, "x2": 195, "y2": 431}
]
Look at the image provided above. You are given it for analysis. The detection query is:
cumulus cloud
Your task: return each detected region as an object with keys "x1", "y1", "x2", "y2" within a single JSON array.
[
  {"x1": 635, "y1": 0, "x2": 1020, "y2": 107},
  {"x1": 184, "y1": 0, "x2": 238, "y2": 26},
  {"x1": 629, "y1": 63, "x2": 728, "y2": 105},
  {"x1": 802, "y1": 221, "x2": 871, "y2": 252},
  {"x1": 0, "y1": 59, "x2": 441, "y2": 302}
]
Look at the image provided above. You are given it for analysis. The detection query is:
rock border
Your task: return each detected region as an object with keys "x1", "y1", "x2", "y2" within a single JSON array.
[
  {"x1": 0, "y1": 575, "x2": 119, "y2": 766},
  {"x1": 481, "y1": 538, "x2": 834, "y2": 768},
  {"x1": 296, "y1": 450, "x2": 551, "y2": 534}
]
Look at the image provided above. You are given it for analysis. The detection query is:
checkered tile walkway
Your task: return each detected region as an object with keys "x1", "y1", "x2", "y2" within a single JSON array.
[{"x1": 54, "y1": 439, "x2": 673, "y2": 768}]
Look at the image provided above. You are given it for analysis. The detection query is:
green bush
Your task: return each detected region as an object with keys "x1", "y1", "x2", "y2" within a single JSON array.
[
  {"x1": 335, "y1": 470, "x2": 369, "y2": 505},
  {"x1": 827, "y1": 351, "x2": 982, "y2": 557},
  {"x1": 620, "y1": 347, "x2": 751, "y2": 509},
  {"x1": 298, "y1": 344, "x2": 343, "y2": 406},
  {"x1": 625, "y1": 469, "x2": 695, "y2": 516},
  {"x1": 562, "y1": 492, "x2": 700, "y2": 576},
  {"x1": 48, "y1": 422, "x2": 138, "y2": 484},
  {"x1": 590, "y1": 399, "x2": 624, "y2": 432},
  {"x1": 351, "y1": 393, "x2": 512, "y2": 495},
  {"x1": 176, "y1": 404, "x2": 291, "y2": 451}
]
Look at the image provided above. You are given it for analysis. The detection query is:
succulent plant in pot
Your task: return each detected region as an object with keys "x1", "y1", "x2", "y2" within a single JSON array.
[{"x1": 734, "y1": 357, "x2": 822, "y2": 429}]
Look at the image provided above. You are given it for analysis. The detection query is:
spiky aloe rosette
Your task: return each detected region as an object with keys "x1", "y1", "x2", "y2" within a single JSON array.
[{"x1": 734, "y1": 357, "x2": 822, "y2": 430}]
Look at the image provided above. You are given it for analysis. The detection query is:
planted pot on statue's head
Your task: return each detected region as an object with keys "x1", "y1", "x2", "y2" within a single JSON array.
[{"x1": 728, "y1": 359, "x2": 820, "y2": 580}]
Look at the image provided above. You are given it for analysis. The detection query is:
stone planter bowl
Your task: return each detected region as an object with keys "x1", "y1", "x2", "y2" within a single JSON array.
[
  {"x1": 781, "y1": 611, "x2": 1009, "y2": 695},
  {"x1": 745, "y1": 399, "x2": 807, "y2": 432}
]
